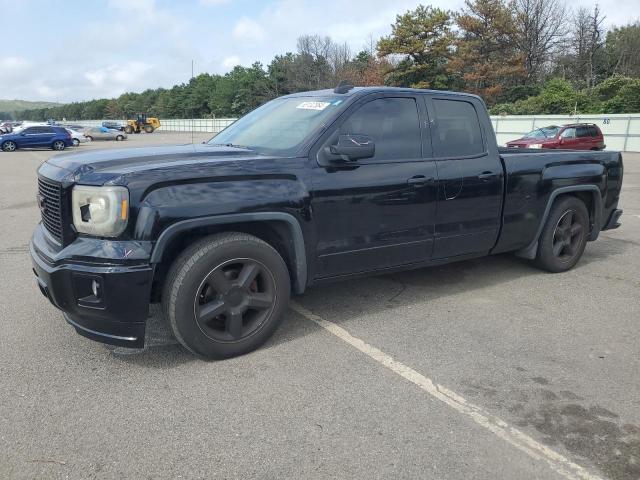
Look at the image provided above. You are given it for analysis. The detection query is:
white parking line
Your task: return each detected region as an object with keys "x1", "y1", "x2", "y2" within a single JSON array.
[{"x1": 290, "y1": 301, "x2": 602, "y2": 480}]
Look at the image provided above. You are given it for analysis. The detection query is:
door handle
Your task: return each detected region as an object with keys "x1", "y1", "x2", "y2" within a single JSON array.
[
  {"x1": 478, "y1": 171, "x2": 495, "y2": 181},
  {"x1": 407, "y1": 175, "x2": 433, "y2": 186}
]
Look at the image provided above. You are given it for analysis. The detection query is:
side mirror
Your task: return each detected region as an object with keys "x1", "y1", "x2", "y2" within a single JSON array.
[{"x1": 328, "y1": 134, "x2": 375, "y2": 161}]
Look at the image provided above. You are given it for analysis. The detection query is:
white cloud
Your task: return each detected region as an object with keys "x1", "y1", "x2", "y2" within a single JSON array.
[
  {"x1": 233, "y1": 17, "x2": 266, "y2": 43},
  {"x1": 84, "y1": 62, "x2": 152, "y2": 93},
  {"x1": 222, "y1": 56, "x2": 241, "y2": 69},
  {"x1": 199, "y1": 0, "x2": 231, "y2": 5}
]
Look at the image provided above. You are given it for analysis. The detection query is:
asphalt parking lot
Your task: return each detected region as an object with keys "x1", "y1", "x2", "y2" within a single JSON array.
[{"x1": 0, "y1": 132, "x2": 638, "y2": 480}]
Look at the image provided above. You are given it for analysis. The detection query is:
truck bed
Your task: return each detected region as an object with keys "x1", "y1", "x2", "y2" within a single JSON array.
[{"x1": 493, "y1": 148, "x2": 623, "y2": 256}]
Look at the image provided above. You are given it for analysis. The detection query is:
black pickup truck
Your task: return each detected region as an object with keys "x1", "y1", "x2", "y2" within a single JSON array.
[{"x1": 30, "y1": 86, "x2": 624, "y2": 358}]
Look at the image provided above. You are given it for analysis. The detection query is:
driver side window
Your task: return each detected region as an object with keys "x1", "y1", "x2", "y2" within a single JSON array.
[
  {"x1": 561, "y1": 128, "x2": 576, "y2": 138},
  {"x1": 338, "y1": 97, "x2": 421, "y2": 162}
]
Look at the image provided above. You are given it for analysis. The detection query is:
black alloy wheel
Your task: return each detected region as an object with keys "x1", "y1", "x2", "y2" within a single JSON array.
[
  {"x1": 163, "y1": 232, "x2": 291, "y2": 359},
  {"x1": 551, "y1": 210, "x2": 583, "y2": 261},
  {"x1": 534, "y1": 196, "x2": 589, "y2": 272},
  {"x1": 194, "y1": 258, "x2": 276, "y2": 342}
]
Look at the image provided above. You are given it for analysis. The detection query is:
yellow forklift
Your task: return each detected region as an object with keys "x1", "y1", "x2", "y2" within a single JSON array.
[{"x1": 124, "y1": 114, "x2": 160, "y2": 134}]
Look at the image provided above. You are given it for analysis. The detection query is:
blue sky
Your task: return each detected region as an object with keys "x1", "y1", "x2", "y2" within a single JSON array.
[{"x1": 1, "y1": 0, "x2": 637, "y2": 102}]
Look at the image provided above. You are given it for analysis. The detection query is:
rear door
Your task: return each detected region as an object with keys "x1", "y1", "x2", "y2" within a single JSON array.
[
  {"x1": 425, "y1": 96, "x2": 504, "y2": 258},
  {"x1": 589, "y1": 125, "x2": 604, "y2": 149},
  {"x1": 576, "y1": 125, "x2": 593, "y2": 150},
  {"x1": 37, "y1": 126, "x2": 56, "y2": 146},
  {"x1": 310, "y1": 93, "x2": 438, "y2": 278}
]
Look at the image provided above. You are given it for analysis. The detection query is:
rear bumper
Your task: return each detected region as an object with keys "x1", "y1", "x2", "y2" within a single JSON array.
[
  {"x1": 30, "y1": 224, "x2": 154, "y2": 348},
  {"x1": 603, "y1": 209, "x2": 623, "y2": 230}
]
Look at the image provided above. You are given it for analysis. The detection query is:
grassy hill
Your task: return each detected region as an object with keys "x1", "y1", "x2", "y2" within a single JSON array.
[{"x1": 0, "y1": 99, "x2": 62, "y2": 112}]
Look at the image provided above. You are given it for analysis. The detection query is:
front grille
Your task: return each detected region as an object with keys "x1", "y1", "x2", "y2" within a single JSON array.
[{"x1": 38, "y1": 177, "x2": 64, "y2": 242}]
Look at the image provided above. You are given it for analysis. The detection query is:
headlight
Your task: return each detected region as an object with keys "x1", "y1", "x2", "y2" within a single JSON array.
[
  {"x1": 529, "y1": 144, "x2": 543, "y2": 149},
  {"x1": 72, "y1": 185, "x2": 129, "y2": 237}
]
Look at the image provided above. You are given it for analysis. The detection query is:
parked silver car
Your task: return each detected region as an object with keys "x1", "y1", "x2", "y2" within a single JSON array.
[
  {"x1": 66, "y1": 128, "x2": 89, "y2": 146},
  {"x1": 83, "y1": 127, "x2": 127, "y2": 141}
]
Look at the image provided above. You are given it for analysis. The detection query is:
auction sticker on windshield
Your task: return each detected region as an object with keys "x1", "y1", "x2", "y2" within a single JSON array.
[{"x1": 296, "y1": 101, "x2": 330, "y2": 111}]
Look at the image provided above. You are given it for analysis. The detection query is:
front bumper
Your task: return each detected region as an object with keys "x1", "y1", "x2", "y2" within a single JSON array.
[{"x1": 30, "y1": 224, "x2": 154, "y2": 348}]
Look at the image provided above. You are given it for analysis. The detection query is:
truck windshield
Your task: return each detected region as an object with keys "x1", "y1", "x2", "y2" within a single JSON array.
[
  {"x1": 524, "y1": 126, "x2": 560, "y2": 138},
  {"x1": 208, "y1": 96, "x2": 344, "y2": 155}
]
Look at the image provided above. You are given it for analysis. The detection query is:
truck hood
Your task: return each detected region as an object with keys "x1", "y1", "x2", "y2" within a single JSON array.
[{"x1": 40, "y1": 143, "x2": 275, "y2": 185}]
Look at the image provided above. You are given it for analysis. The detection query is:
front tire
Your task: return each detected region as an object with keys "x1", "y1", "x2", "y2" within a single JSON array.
[
  {"x1": 116, "y1": 135, "x2": 124, "y2": 141},
  {"x1": 534, "y1": 196, "x2": 589, "y2": 272},
  {"x1": 162, "y1": 232, "x2": 291, "y2": 359},
  {"x1": 144, "y1": 124, "x2": 154, "y2": 133},
  {"x1": 2, "y1": 140, "x2": 17, "y2": 152}
]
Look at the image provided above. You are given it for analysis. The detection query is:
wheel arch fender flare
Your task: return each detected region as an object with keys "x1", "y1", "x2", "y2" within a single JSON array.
[
  {"x1": 150, "y1": 212, "x2": 308, "y2": 294},
  {"x1": 515, "y1": 185, "x2": 603, "y2": 260}
]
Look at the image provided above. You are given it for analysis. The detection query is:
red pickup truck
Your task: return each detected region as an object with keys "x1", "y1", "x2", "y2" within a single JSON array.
[{"x1": 506, "y1": 123, "x2": 606, "y2": 150}]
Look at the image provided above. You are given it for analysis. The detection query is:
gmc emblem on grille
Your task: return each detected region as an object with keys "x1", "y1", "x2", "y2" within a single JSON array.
[{"x1": 36, "y1": 194, "x2": 46, "y2": 214}]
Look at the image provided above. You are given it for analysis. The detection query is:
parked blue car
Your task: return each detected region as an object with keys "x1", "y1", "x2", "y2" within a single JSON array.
[{"x1": 0, "y1": 126, "x2": 73, "y2": 152}]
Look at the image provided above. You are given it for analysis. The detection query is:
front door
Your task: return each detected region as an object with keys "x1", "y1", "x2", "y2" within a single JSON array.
[
  {"x1": 310, "y1": 94, "x2": 438, "y2": 278},
  {"x1": 559, "y1": 127, "x2": 579, "y2": 149},
  {"x1": 17, "y1": 127, "x2": 42, "y2": 147},
  {"x1": 426, "y1": 96, "x2": 504, "y2": 259}
]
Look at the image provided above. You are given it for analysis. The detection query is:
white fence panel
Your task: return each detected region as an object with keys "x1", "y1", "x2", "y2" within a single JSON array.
[
  {"x1": 157, "y1": 118, "x2": 236, "y2": 133},
  {"x1": 69, "y1": 118, "x2": 237, "y2": 134},
  {"x1": 73, "y1": 114, "x2": 639, "y2": 151},
  {"x1": 491, "y1": 114, "x2": 640, "y2": 151}
]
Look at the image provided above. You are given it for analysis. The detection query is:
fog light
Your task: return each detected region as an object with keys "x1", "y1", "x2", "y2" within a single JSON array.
[
  {"x1": 73, "y1": 274, "x2": 105, "y2": 308},
  {"x1": 91, "y1": 279, "x2": 100, "y2": 298}
]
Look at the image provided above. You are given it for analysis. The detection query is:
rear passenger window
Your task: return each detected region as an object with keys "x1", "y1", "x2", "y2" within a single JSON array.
[
  {"x1": 589, "y1": 126, "x2": 598, "y2": 137},
  {"x1": 339, "y1": 97, "x2": 421, "y2": 161},
  {"x1": 32, "y1": 127, "x2": 52, "y2": 134},
  {"x1": 432, "y1": 99, "x2": 484, "y2": 157},
  {"x1": 577, "y1": 126, "x2": 589, "y2": 137}
]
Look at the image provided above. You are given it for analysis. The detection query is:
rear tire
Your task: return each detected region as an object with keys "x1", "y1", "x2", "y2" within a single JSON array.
[
  {"x1": 116, "y1": 135, "x2": 124, "y2": 141},
  {"x1": 144, "y1": 124, "x2": 154, "y2": 133},
  {"x1": 534, "y1": 196, "x2": 589, "y2": 272},
  {"x1": 2, "y1": 140, "x2": 17, "y2": 152},
  {"x1": 124, "y1": 125, "x2": 134, "y2": 134},
  {"x1": 162, "y1": 232, "x2": 291, "y2": 359},
  {"x1": 52, "y1": 140, "x2": 66, "y2": 151},
  {"x1": 85, "y1": 136, "x2": 93, "y2": 142},
  {"x1": 72, "y1": 138, "x2": 80, "y2": 147}
]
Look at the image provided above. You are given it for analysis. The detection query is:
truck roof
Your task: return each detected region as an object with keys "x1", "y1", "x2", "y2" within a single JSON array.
[{"x1": 281, "y1": 86, "x2": 483, "y2": 102}]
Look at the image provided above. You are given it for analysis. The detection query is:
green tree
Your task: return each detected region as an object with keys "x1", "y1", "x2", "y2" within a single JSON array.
[
  {"x1": 377, "y1": 5, "x2": 455, "y2": 89},
  {"x1": 604, "y1": 23, "x2": 640, "y2": 78},
  {"x1": 449, "y1": 0, "x2": 526, "y2": 104}
]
